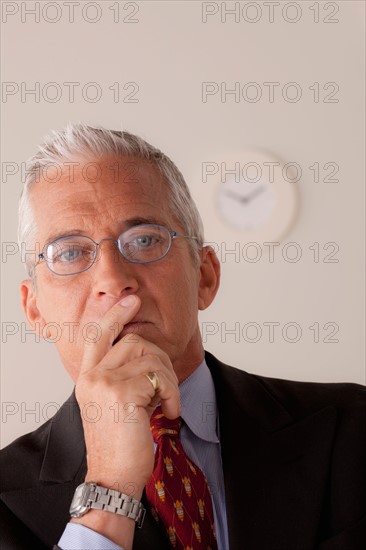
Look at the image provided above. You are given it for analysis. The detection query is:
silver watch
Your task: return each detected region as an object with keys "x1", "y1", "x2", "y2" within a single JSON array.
[{"x1": 70, "y1": 481, "x2": 146, "y2": 528}]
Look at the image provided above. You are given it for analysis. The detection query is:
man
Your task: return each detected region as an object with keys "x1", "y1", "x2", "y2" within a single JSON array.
[{"x1": 1, "y1": 124, "x2": 365, "y2": 550}]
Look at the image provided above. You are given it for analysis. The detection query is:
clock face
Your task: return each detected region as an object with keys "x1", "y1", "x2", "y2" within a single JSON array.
[
  {"x1": 217, "y1": 178, "x2": 276, "y2": 231},
  {"x1": 195, "y1": 149, "x2": 299, "y2": 243}
]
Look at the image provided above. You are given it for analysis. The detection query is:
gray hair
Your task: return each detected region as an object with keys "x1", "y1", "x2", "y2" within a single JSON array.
[{"x1": 18, "y1": 122, "x2": 205, "y2": 277}]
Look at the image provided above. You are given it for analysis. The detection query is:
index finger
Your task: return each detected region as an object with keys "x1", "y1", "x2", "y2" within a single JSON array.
[{"x1": 80, "y1": 294, "x2": 141, "y2": 372}]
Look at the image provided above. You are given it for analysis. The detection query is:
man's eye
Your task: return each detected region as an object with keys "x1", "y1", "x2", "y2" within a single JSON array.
[
  {"x1": 135, "y1": 235, "x2": 157, "y2": 247},
  {"x1": 56, "y1": 247, "x2": 83, "y2": 262}
]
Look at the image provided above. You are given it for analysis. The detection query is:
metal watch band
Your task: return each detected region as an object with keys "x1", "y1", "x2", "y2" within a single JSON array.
[{"x1": 88, "y1": 483, "x2": 146, "y2": 528}]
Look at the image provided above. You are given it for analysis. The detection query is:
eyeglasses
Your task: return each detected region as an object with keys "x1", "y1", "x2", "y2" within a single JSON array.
[{"x1": 36, "y1": 224, "x2": 198, "y2": 276}]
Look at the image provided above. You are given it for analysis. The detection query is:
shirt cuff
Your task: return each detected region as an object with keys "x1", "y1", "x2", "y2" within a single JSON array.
[{"x1": 58, "y1": 522, "x2": 123, "y2": 550}]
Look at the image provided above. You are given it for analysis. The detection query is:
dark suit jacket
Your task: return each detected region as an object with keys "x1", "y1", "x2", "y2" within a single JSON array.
[{"x1": 1, "y1": 351, "x2": 366, "y2": 549}]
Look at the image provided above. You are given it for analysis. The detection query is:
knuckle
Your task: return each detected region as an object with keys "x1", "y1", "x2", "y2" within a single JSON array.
[{"x1": 141, "y1": 353, "x2": 163, "y2": 369}]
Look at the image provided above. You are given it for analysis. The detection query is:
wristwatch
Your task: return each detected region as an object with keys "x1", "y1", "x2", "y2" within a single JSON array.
[{"x1": 70, "y1": 481, "x2": 146, "y2": 528}]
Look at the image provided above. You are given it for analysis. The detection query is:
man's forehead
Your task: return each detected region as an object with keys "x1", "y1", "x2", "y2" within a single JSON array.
[
  {"x1": 30, "y1": 156, "x2": 171, "y2": 244},
  {"x1": 36, "y1": 155, "x2": 161, "y2": 189}
]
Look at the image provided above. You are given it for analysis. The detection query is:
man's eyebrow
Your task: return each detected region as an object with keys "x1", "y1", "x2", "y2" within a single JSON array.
[
  {"x1": 45, "y1": 229, "x2": 86, "y2": 244},
  {"x1": 123, "y1": 216, "x2": 166, "y2": 228},
  {"x1": 44, "y1": 217, "x2": 168, "y2": 244}
]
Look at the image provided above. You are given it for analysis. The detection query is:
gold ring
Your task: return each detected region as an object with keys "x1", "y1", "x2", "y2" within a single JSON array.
[{"x1": 144, "y1": 371, "x2": 160, "y2": 392}]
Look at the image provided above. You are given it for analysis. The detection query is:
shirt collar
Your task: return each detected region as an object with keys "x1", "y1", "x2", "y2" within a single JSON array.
[{"x1": 178, "y1": 358, "x2": 219, "y2": 444}]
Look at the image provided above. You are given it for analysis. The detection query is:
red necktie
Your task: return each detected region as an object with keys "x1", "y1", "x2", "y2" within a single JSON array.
[{"x1": 146, "y1": 406, "x2": 218, "y2": 550}]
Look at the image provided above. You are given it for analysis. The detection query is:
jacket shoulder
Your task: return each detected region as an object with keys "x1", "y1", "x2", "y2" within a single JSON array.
[
  {"x1": 252, "y1": 371, "x2": 366, "y2": 418},
  {"x1": 205, "y1": 349, "x2": 366, "y2": 418}
]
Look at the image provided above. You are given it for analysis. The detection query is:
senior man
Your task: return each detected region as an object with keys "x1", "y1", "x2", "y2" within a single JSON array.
[{"x1": 1, "y1": 124, "x2": 365, "y2": 550}]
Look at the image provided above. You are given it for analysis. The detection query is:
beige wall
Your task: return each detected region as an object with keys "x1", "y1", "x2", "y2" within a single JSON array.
[{"x1": 1, "y1": 1, "x2": 365, "y2": 448}]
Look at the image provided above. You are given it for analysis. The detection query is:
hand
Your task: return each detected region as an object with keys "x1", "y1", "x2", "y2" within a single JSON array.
[{"x1": 75, "y1": 294, "x2": 180, "y2": 497}]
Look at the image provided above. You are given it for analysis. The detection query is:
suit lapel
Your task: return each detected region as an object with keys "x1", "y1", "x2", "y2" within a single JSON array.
[{"x1": 206, "y1": 351, "x2": 337, "y2": 549}]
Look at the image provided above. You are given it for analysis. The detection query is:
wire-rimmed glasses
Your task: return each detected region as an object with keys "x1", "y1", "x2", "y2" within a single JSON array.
[{"x1": 36, "y1": 224, "x2": 198, "y2": 276}]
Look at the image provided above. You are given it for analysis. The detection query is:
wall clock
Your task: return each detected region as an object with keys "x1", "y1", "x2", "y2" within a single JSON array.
[{"x1": 198, "y1": 149, "x2": 300, "y2": 244}]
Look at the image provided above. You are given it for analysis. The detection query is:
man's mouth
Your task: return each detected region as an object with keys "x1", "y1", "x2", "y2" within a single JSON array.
[{"x1": 112, "y1": 321, "x2": 150, "y2": 345}]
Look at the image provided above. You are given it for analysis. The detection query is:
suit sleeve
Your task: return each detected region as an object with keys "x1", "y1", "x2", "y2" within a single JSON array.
[{"x1": 0, "y1": 501, "x2": 48, "y2": 550}]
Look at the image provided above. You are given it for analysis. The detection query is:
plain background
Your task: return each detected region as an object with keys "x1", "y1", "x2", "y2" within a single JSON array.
[{"x1": 1, "y1": 0, "x2": 365, "y2": 448}]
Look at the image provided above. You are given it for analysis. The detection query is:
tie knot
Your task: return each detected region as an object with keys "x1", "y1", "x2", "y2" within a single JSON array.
[{"x1": 150, "y1": 406, "x2": 181, "y2": 442}]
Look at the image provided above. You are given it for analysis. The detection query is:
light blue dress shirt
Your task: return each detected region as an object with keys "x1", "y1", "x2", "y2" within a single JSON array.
[{"x1": 58, "y1": 359, "x2": 229, "y2": 550}]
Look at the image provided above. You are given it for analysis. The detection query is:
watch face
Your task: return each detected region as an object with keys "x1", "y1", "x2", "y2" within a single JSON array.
[{"x1": 70, "y1": 482, "x2": 92, "y2": 517}]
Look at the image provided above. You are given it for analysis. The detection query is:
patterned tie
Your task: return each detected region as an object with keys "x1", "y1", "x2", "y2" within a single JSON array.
[{"x1": 146, "y1": 406, "x2": 218, "y2": 550}]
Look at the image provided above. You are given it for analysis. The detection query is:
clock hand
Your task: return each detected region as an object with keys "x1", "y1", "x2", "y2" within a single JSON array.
[
  {"x1": 225, "y1": 190, "x2": 249, "y2": 203},
  {"x1": 225, "y1": 186, "x2": 266, "y2": 205},
  {"x1": 244, "y1": 185, "x2": 266, "y2": 203}
]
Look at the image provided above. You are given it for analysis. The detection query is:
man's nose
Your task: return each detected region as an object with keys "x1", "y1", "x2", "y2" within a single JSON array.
[{"x1": 91, "y1": 239, "x2": 139, "y2": 298}]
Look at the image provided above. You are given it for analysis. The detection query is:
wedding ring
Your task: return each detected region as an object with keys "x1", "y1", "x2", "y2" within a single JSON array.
[{"x1": 144, "y1": 371, "x2": 160, "y2": 392}]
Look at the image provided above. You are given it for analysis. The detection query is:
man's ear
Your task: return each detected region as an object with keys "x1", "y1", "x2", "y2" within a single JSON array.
[
  {"x1": 197, "y1": 246, "x2": 221, "y2": 311},
  {"x1": 20, "y1": 279, "x2": 46, "y2": 336}
]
